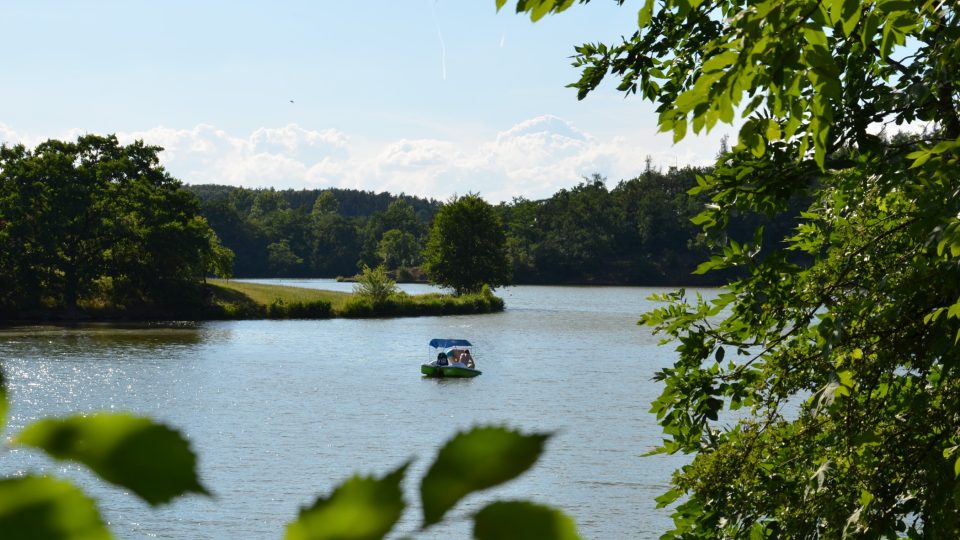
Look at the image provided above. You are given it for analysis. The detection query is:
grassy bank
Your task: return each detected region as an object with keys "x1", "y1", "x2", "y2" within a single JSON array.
[
  {"x1": 0, "y1": 281, "x2": 503, "y2": 322},
  {"x1": 206, "y1": 279, "x2": 504, "y2": 319}
]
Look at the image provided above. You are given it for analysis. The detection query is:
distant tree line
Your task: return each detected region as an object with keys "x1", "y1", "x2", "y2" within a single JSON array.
[
  {"x1": 0, "y1": 134, "x2": 804, "y2": 315},
  {"x1": 189, "y1": 185, "x2": 437, "y2": 278},
  {"x1": 190, "y1": 163, "x2": 805, "y2": 286},
  {"x1": 0, "y1": 135, "x2": 231, "y2": 315},
  {"x1": 500, "y1": 166, "x2": 807, "y2": 285}
]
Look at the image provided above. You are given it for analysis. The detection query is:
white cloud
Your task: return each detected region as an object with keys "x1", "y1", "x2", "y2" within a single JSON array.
[
  {"x1": 115, "y1": 124, "x2": 349, "y2": 190},
  {"x1": 377, "y1": 139, "x2": 461, "y2": 169},
  {"x1": 496, "y1": 115, "x2": 589, "y2": 143},
  {"x1": 0, "y1": 116, "x2": 729, "y2": 202},
  {"x1": 250, "y1": 125, "x2": 348, "y2": 162},
  {"x1": 0, "y1": 123, "x2": 78, "y2": 149}
]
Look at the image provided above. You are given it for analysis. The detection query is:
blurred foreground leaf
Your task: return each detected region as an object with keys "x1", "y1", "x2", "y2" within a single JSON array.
[
  {"x1": 420, "y1": 426, "x2": 550, "y2": 527},
  {"x1": 15, "y1": 413, "x2": 208, "y2": 505},
  {"x1": 473, "y1": 500, "x2": 581, "y2": 540},
  {"x1": 0, "y1": 475, "x2": 111, "y2": 540},
  {"x1": 285, "y1": 462, "x2": 408, "y2": 540}
]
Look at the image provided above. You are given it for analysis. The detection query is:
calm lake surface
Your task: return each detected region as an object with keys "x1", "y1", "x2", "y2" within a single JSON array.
[{"x1": 0, "y1": 281, "x2": 707, "y2": 539}]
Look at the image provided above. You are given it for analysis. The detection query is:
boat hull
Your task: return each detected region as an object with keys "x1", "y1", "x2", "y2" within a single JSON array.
[{"x1": 421, "y1": 364, "x2": 482, "y2": 378}]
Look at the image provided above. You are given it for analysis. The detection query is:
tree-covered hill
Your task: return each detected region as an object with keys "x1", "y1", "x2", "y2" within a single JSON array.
[
  {"x1": 185, "y1": 185, "x2": 439, "y2": 278},
  {"x1": 188, "y1": 164, "x2": 803, "y2": 285},
  {"x1": 186, "y1": 184, "x2": 440, "y2": 219}
]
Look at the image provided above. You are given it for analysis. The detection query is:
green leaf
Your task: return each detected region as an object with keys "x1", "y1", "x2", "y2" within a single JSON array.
[
  {"x1": 692, "y1": 259, "x2": 718, "y2": 275},
  {"x1": 803, "y1": 27, "x2": 829, "y2": 47},
  {"x1": 827, "y1": 0, "x2": 844, "y2": 25},
  {"x1": 910, "y1": 152, "x2": 931, "y2": 168},
  {"x1": 530, "y1": 1, "x2": 553, "y2": 22},
  {"x1": 420, "y1": 426, "x2": 550, "y2": 527},
  {"x1": 673, "y1": 118, "x2": 688, "y2": 144},
  {"x1": 880, "y1": 23, "x2": 897, "y2": 58},
  {"x1": 0, "y1": 475, "x2": 111, "y2": 540},
  {"x1": 861, "y1": 12, "x2": 881, "y2": 48},
  {"x1": 675, "y1": 90, "x2": 701, "y2": 114},
  {"x1": 495, "y1": 0, "x2": 508, "y2": 11},
  {"x1": 835, "y1": 370, "x2": 855, "y2": 397},
  {"x1": 877, "y1": 0, "x2": 914, "y2": 15},
  {"x1": 840, "y1": 0, "x2": 862, "y2": 36},
  {"x1": 702, "y1": 51, "x2": 738, "y2": 73},
  {"x1": 15, "y1": 413, "x2": 209, "y2": 506},
  {"x1": 655, "y1": 487, "x2": 683, "y2": 508},
  {"x1": 764, "y1": 119, "x2": 781, "y2": 141},
  {"x1": 948, "y1": 298, "x2": 960, "y2": 320},
  {"x1": 285, "y1": 463, "x2": 408, "y2": 540},
  {"x1": 473, "y1": 501, "x2": 581, "y2": 540},
  {"x1": 814, "y1": 137, "x2": 826, "y2": 168},
  {"x1": 637, "y1": 0, "x2": 654, "y2": 27}
]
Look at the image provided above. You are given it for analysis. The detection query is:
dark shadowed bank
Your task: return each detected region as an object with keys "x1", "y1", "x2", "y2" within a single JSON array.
[{"x1": 0, "y1": 280, "x2": 504, "y2": 323}]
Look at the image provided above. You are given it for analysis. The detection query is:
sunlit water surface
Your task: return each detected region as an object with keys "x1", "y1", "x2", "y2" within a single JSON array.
[{"x1": 0, "y1": 281, "x2": 713, "y2": 539}]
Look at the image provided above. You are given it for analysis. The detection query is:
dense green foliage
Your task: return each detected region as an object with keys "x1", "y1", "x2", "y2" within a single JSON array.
[
  {"x1": 423, "y1": 194, "x2": 511, "y2": 294},
  {"x1": 500, "y1": 170, "x2": 703, "y2": 284},
  {"x1": 336, "y1": 287, "x2": 505, "y2": 318},
  {"x1": 496, "y1": 168, "x2": 803, "y2": 285},
  {"x1": 505, "y1": 0, "x2": 960, "y2": 537},
  {"x1": 190, "y1": 167, "x2": 794, "y2": 286},
  {"x1": 352, "y1": 264, "x2": 398, "y2": 305},
  {"x1": 0, "y1": 135, "x2": 230, "y2": 316},
  {"x1": 189, "y1": 185, "x2": 436, "y2": 278}
]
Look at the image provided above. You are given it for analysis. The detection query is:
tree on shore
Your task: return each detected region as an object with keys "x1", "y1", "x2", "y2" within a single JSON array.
[
  {"x1": 504, "y1": 0, "x2": 960, "y2": 536},
  {"x1": 423, "y1": 194, "x2": 510, "y2": 295},
  {"x1": 0, "y1": 135, "x2": 231, "y2": 312}
]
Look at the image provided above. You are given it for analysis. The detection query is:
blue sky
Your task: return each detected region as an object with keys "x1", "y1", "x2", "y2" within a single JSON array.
[{"x1": 1, "y1": 1, "x2": 732, "y2": 202}]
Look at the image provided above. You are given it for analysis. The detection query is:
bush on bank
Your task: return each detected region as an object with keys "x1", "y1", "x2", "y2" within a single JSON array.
[{"x1": 337, "y1": 288, "x2": 504, "y2": 319}]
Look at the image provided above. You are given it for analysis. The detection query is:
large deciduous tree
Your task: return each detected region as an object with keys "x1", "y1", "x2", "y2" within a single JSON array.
[
  {"x1": 0, "y1": 135, "x2": 230, "y2": 312},
  {"x1": 423, "y1": 194, "x2": 510, "y2": 295},
  {"x1": 505, "y1": 0, "x2": 960, "y2": 537}
]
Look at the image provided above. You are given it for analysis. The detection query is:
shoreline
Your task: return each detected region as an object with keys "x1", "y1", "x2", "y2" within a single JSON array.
[{"x1": 0, "y1": 280, "x2": 505, "y2": 324}]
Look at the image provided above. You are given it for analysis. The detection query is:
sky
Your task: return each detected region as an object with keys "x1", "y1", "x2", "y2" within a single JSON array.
[{"x1": 0, "y1": 1, "x2": 733, "y2": 203}]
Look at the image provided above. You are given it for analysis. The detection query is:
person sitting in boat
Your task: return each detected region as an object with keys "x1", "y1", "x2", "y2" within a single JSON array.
[
  {"x1": 461, "y1": 350, "x2": 475, "y2": 369},
  {"x1": 436, "y1": 352, "x2": 448, "y2": 366},
  {"x1": 448, "y1": 349, "x2": 467, "y2": 368}
]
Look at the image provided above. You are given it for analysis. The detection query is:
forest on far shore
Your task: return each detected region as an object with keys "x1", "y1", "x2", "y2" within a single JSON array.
[{"x1": 189, "y1": 161, "x2": 805, "y2": 286}]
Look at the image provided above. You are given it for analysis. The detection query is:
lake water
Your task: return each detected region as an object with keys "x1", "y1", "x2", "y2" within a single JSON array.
[{"x1": 0, "y1": 281, "x2": 702, "y2": 539}]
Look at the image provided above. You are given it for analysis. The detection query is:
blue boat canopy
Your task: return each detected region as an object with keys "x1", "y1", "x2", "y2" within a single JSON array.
[{"x1": 429, "y1": 338, "x2": 472, "y2": 348}]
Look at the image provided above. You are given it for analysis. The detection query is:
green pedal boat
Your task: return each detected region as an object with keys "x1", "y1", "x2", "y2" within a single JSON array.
[{"x1": 421, "y1": 338, "x2": 482, "y2": 378}]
